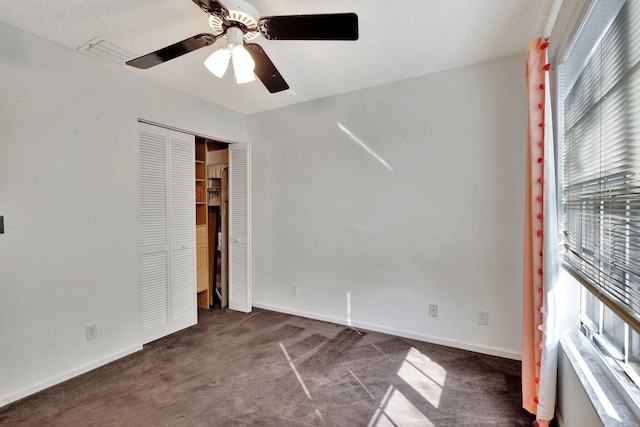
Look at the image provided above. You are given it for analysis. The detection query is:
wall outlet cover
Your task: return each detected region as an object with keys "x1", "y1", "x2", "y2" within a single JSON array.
[
  {"x1": 479, "y1": 311, "x2": 489, "y2": 326},
  {"x1": 428, "y1": 304, "x2": 438, "y2": 318},
  {"x1": 86, "y1": 323, "x2": 98, "y2": 340}
]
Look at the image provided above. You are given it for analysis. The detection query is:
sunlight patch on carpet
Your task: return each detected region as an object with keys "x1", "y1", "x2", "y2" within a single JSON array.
[
  {"x1": 397, "y1": 347, "x2": 447, "y2": 408},
  {"x1": 367, "y1": 385, "x2": 434, "y2": 427},
  {"x1": 279, "y1": 342, "x2": 312, "y2": 400}
]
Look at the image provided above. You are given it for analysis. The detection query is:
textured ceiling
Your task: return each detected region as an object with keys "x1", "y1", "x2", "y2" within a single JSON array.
[{"x1": 0, "y1": 0, "x2": 554, "y2": 114}]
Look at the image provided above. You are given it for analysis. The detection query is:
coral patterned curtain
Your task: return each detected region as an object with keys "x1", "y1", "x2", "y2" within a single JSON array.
[{"x1": 522, "y1": 37, "x2": 561, "y2": 425}]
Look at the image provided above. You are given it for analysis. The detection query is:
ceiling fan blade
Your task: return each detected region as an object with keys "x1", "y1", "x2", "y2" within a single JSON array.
[
  {"x1": 126, "y1": 34, "x2": 218, "y2": 69},
  {"x1": 258, "y1": 13, "x2": 358, "y2": 41},
  {"x1": 245, "y1": 43, "x2": 289, "y2": 93},
  {"x1": 191, "y1": 0, "x2": 227, "y2": 17}
]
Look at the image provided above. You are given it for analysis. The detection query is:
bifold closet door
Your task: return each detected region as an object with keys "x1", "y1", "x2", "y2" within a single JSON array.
[
  {"x1": 228, "y1": 143, "x2": 252, "y2": 313},
  {"x1": 139, "y1": 123, "x2": 196, "y2": 344},
  {"x1": 168, "y1": 130, "x2": 197, "y2": 332}
]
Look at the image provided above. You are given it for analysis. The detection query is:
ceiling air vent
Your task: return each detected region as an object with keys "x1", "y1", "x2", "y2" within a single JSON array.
[{"x1": 78, "y1": 38, "x2": 134, "y2": 65}]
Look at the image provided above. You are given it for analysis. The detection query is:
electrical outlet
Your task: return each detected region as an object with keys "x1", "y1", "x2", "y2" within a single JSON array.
[
  {"x1": 428, "y1": 304, "x2": 438, "y2": 318},
  {"x1": 291, "y1": 285, "x2": 297, "y2": 296},
  {"x1": 86, "y1": 323, "x2": 98, "y2": 340},
  {"x1": 479, "y1": 311, "x2": 489, "y2": 326}
]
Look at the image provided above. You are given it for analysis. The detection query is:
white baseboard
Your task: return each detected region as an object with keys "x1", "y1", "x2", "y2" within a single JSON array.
[
  {"x1": 252, "y1": 302, "x2": 522, "y2": 360},
  {"x1": 0, "y1": 344, "x2": 143, "y2": 408}
]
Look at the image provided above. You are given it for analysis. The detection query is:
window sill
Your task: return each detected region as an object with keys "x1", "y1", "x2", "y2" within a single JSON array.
[{"x1": 559, "y1": 332, "x2": 640, "y2": 426}]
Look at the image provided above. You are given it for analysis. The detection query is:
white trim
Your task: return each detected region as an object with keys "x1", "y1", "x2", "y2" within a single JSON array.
[
  {"x1": 137, "y1": 118, "x2": 239, "y2": 145},
  {"x1": 558, "y1": 0, "x2": 625, "y2": 92},
  {"x1": 252, "y1": 302, "x2": 521, "y2": 360},
  {"x1": 0, "y1": 344, "x2": 143, "y2": 408},
  {"x1": 559, "y1": 333, "x2": 640, "y2": 425},
  {"x1": 544, "y1": 0, "x2": 565, "y2": 39}
]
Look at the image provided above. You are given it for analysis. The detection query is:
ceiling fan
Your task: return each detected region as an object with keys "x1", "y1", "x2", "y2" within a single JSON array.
[{"x1": 126, "y1": 0, "x2": 359, "y2": 93}]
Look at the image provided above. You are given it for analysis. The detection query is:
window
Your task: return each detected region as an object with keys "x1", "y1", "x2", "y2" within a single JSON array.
[{"x1": 559, "y1": 0, "x2": 640, "y2": 395}]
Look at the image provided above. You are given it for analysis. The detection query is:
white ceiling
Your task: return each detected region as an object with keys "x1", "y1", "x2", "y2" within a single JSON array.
[{"x1": 0, "y1": 0, "x2": 554, "y2": 115}]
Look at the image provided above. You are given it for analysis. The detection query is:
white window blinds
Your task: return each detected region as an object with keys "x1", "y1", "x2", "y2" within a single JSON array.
[{"x1": 561, "y1": 0, "x2": 640, "y2": 332}]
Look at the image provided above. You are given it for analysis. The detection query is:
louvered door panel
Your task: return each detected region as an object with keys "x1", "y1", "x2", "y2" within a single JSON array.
[
  {"x1": 171, "y1": 248, "x2": 196, "y2": 331},
  {"x1": 169, "y1": 130, "x2": 197, "y2": 330},
  {"x1": 228, "y1": 143, "x2": 252, "y2": 313},
  {"x1": 140, "y1": 252, "x2": 169, "y2": 333},
  {"x1": 139, "y1": 130, "x2": 168, "y2": 248},
  {"x1": 139, "y1": 123, "x2": 171, "y2": 343},
  {"x1": 170, "y1": 131, "x2": 195, "y2": 245}
]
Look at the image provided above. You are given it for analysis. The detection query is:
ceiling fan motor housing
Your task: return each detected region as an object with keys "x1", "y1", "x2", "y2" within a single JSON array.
[{"x1": 208, "y1": 0, "x2": 259, "y2": 41}]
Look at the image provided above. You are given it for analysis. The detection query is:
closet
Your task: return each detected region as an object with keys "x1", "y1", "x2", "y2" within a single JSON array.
[{"x1": 138, "y1": 122, "x2": 251, "y2": 344}]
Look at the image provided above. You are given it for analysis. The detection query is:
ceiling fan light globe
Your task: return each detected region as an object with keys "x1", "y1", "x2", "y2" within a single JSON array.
[
  {"x1": 231, "y1": 45, "x2": 256, "y2": 84},
  {"x1": 204, "y1": 48, "x2": 231, "y2": 78}
]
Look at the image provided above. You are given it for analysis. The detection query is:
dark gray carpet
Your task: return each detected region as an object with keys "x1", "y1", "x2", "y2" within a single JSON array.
[{"x1": 0, "y1": 308, "x2": 533, "y2": 426}]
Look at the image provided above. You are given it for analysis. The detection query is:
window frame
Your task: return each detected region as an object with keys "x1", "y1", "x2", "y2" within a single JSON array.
[{"x1": 556, "y1": 0, "x2": 640, "y2": 408}]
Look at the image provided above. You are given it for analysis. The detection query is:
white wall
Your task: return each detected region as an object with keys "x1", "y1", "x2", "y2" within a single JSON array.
[
  {"x1": 0, "y1": 22, "x2": 245, "y2": 406},
  {"x1": 248, "y1": 55, "x2": 527, "y2": 359}
]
